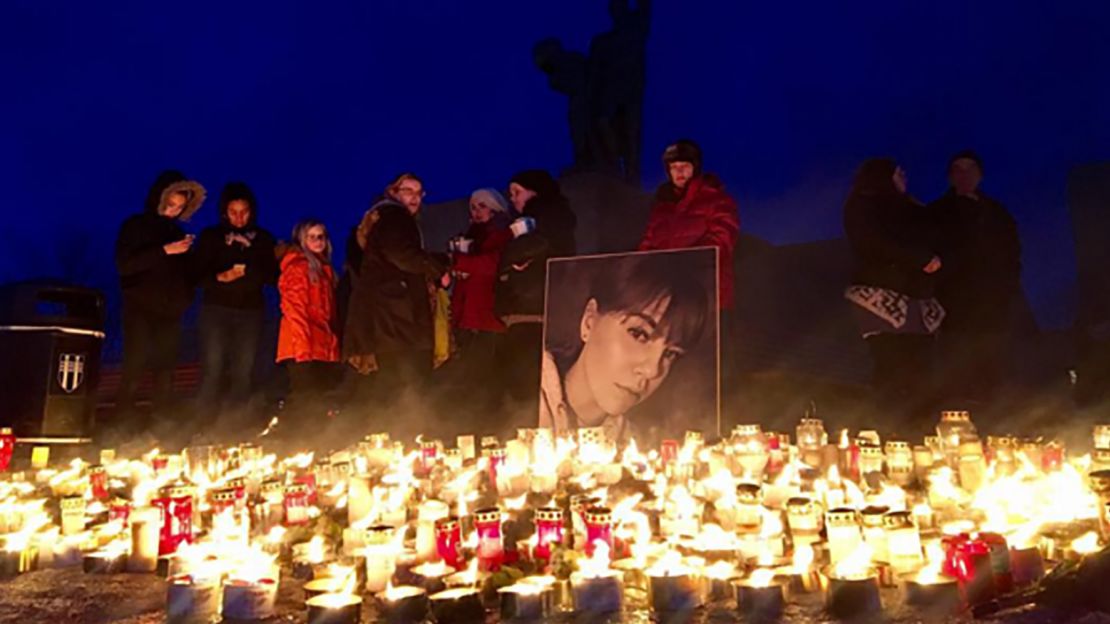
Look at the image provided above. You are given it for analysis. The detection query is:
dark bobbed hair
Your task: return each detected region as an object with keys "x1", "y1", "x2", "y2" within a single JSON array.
[
  {"x1": 849, "y1": 157, "x2": 900, "y2": 198},
  {"x1": 587, "y1": 252, "x2": 709, "y2": 351}
]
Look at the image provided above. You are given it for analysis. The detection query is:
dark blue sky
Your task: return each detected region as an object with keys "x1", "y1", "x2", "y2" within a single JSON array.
[{"x1": 2, "y1": 1, "x2": 1108, "y2": 328}]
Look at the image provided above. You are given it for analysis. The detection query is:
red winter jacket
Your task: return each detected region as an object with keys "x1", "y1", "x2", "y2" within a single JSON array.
[
  {"x1": 451, "y1": 220, "x2": 512, "y2": 332},
  {"x1": 639, "y1": 174, "x2": 740, "y2": 309},
  {"x1": 277, "y1": 250, "x2": 340, "y2": 363}
]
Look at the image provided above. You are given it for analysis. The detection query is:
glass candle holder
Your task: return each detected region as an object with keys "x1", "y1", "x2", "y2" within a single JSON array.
[
  {"x1": 858, "y1": 443, "x2": 884, "y2": 477},
  {"x1": 487, "y1": 448, "x2": 506, "y2": 486},
  {"x1": 435, "y1": 517, "x2": 463, "y2": 570},
  {"x1": 884, "y1": 440, "x2": 913, "y2": 485},
  {"x1": 785, "y1": 496, "x2": 822, "y2": 536},
  {"x1": 584, "y1": 507, "x2": 613, "y2": 556},
  {"x1": 796, "y1": 418, "x2": 828, "y2": 467},
  {"x1": 882, "y1": 511, "x2": 921, "y2": 574},
  {"x1": 735, "y1": 482, "x2": 764, "y2": 530},
  {"x1": 283, "y1": 482, "x2": 310, "y2": 526},
  {"x1": 936, "y1": 411, "x2": 976, "y2": 467},
  {"x1": 89, "y1": 465, "x2": 109, "y2": 500},
  {"x1": 533, "y1": 507, "x2": 564, "y2": 563},
  {"x1": 660, "y1": 439, "x2": 680, "y2": 464},
  {"x1": 211, "y1": 488, "x2": 238, "y2": 517},
  {"x1": 730, "y1": 425, "x2": 769, "y2": 478},
  {"x1": 1094, "y1": 424, "x2": 1110, "y2": 451},
  {"x1": 475, "y1": 507, "x2": 504, "y2": 572},
  {"x1": 825, "y1": 508, "x2": 862, "y2": 566},
  {"x1": 0, "y1": 427, "x2": 14, "y2": 472},
  {"x1": 153, "y1": 482, "x2": 194, "y2": 555}
]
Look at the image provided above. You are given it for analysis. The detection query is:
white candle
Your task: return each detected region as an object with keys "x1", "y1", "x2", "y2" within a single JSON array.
[
  {"x1": 416, "y1": 500, "x2": 450, "y2": 563},
  {"x1": 347, "y1": 475, "x2": 372, "y2": 526},
  {"x1": 457, "y1": 436, "x2": 476, "y2": 460},
  {"x1": 60, "y1": 497, "x2": 86, "y2": 536},
  {"x1": 128, "y1": 506, "x2": 161, "y2": 572},
  {"x1": 365, "y1": 543, "x2": 398, "y2": 593}
]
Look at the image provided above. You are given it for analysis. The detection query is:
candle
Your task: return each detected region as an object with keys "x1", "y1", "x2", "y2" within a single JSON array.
[
  {"x1": 430, "y1": 588, "x2": 484, "y2": 624},
  {"x1": 733, "y1": 568, "x2": 786, "y2": 619},
  {"x1": 785, "y1": 496, "x2": 822, "y2": 536},
  {"x1": 1009, "y1": 546, "x2": 1045, "y2": 587},
  {"x1": 474, "y1": 507, "x2": 503, "y2": 572},
  {"x1": 410, "y1": 561, "x2": 455, "y2": 594},
  {"x1": 376, "y1": 585, "x2": 427, "y2": 624},
  {"x1": 307, "y1": 593, "x2": 363, "y2": 624},
  {"x1": 883, "y1": 510, "x2": 922, "y2": 575},
  {"x1": 153, "y1": 482, "x2": 194, "y2": 555},
  {"x1": 127, "y1": 506, "x2": 161, "y2": 572},
  {"x1": 0, "y1": 427, "x2": 14, "y2": 472},
  {"x1": 953, "y1": 538, "x2": 995, "y2": 606},
  {"x1": 60, "y1": 496, "x2": 86, "y2": 536},
  {"x1": 88, "y1": 465, "x2": 109, "y2": 500},
  {"x1": 824, "y1": 570, "x2": 882, "y2": 618},
  {"x1": 222, "y1": 578, "x2": 278, "y2": 620},
  {"x1": 31, "y1": 446, "x2": 49, "y2": 470},
  {"x1": 583, "y1": 506, "x2": 613, "y2": 556},
  {"x1": 284, "y1": 482, "x2": 311, "y2": 526},
  {"x1": 978, "y1": 532, "x2": 1013, "y2": 594},
  {"x1": 499, "y1": 582, "x2": 552, "y2": 620},
  {"x1": 734, "y1": 482, "x2": 763, "y2": 530},
  {"x1": 434, "y1": 516, "x2": 463, "y2": 570},
  {"x1": 532, "y1": 507, "x2": 564, "y2": 563},
  {"x1": 167, "y1": 575, "x2": 220, "y2": 624},
  {"x1": 347, "y1": 475, "x2": 372, "y2": 526},
  {"x1": 901, "y1": 569, "x2": 960, "y2": 615},
  {"x1": 365, "y1": 543, "x2": 399, "y2": 593},
  {"x1": 304, "y1": 576, "x2": 348, "y2": 601},
  {"x1": 825, "y1": 508, "x2": 862, "y2": 566},
  {"x1": 415, "y1": 500, "x2": 450, "y2": 563},
  {"x1": 860, "y1": 505, "x2": 890, "y2": 564}
]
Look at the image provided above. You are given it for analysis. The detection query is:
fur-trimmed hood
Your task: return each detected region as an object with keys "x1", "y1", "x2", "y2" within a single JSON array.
[{"x1": 143, "y1": 170, "x2": 205, "y2": 221}]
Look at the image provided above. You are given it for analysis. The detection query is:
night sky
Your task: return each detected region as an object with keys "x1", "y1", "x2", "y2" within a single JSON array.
[{"x1": 2, "y1": 1, "x2": 1108, "y2": 328}]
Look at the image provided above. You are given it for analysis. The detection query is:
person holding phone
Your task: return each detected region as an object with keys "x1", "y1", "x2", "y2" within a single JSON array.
[
  {"x1": 193, "y1": 182, "x2": 277, "y2": 421},
  {"x1": 114, "y1": 170, "x2": 206, "y2": 429}
]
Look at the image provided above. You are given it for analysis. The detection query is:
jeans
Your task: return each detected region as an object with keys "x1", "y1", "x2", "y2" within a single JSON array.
[
  {"x1": 116, "y1": 306, "x2": 182, "y2": 421},
  {"x1": 197, "y1": 305, "x2": 263, "y2": 412}
]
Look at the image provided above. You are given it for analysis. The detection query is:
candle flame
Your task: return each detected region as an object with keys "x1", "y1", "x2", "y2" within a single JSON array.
[{"x1": 748, "y1": 567, "x2": 776, "y2": 587}]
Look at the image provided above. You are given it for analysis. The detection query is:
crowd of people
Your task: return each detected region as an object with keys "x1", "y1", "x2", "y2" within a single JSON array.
[{"x1": 111, "y1": 141, "x2": 1019, "y2": 443}]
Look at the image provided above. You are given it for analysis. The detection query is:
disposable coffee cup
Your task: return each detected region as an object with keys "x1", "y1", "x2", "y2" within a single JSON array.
[{"x1": 510, "y1": 218, "x2": 535, "y2": 238}]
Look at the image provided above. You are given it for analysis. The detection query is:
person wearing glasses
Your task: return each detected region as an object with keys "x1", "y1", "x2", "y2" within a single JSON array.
[
  {"x1": 343, "y1": 173, "x2": 448, "y2": 408},
  {"x1": 276, "y1": 220, "x2": 340, "y2": 435}
]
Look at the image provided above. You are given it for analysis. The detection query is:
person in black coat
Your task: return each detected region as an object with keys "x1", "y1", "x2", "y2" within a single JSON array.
[
  {"x1": 192, "y1": 182, "x2": 277, "y2": 418},
  {"x1": 930, "y1": 151, "x2": 1021, "y2": 405},
  {"x1": 343, "y1": 174, "x2": 448, "y2": 406},
  {"x1": 114, "y1": 170, "x2": 206, "y2": 426},
  {"x1": 495, "y1": 170, "x2": 577, "y2": 418},
  {"x1": 843, "y1": 158, "x2": 944, "y2": 431}
]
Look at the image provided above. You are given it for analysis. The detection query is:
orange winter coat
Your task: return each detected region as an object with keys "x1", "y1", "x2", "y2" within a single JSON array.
[{"x1": 276, "y1": 250, "x2": 339, "y2": 363}]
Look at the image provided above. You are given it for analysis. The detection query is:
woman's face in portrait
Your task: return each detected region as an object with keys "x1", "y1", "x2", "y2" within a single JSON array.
[{"x1": 578, "y1": 295, "x2": 686, "y2": 416}]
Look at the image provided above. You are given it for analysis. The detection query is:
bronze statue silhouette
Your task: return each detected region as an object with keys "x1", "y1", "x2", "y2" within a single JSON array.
[{"x1": 534, "y1": 0, "x2": 651, "y2": 181}]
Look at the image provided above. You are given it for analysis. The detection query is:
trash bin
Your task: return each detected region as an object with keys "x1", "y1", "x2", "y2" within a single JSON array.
[{"x1": 0, "y1": 281, "x2": 105, "y2": 440}]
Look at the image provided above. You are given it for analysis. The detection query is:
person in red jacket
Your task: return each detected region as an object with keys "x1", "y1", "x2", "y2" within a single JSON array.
[
  {"x1": 639, "y1": 139, "x2": 740, "y2": 309},
  {"x1": 639, "y1": 140, "x2": 740, "y2": 408},
  {"x1": 448, "y1": 188, "x2": 513, "y2": 420},
  {"x1": 277, "y1": 219, "x2": 339, "y2": 434}
]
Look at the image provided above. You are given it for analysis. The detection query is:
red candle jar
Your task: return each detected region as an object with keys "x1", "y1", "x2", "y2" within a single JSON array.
[
  {"x1": 1041, "y1": 441, "x2": 1064, "y2": 472},
  {"x1": 765, "y1": 433, "x2": 784, "y2": 476},
  {"x1": 942, "y1": 533, "x2": 970, "y2": 578},
  {"x1": 955, "y1": 538, "x2": 995, "y2": 605},
  {"x1": 109, "y1": 498, "x2": 131, "y2": 527},
  {"x1": 211, "y1": 488, "x2": 238, "y2": 516},
  {"x1": 533, "y1": 507, "x2": 564, "y2": 562},
  {"x1": 89, "y1": 465, "x2": 109, "y2": 500},
  {"x1": 226, "y1": 477, "x2": 247, "y2": 506},
  {"x1": 474, "y1": 507, "x2": 504, "y2": 572},
  {"x1": 152, "y1": 455, "x2": 169, "y2": 474},
  {"x1": 570, "y1": 495, "x2": 600, "y2": 548},
  {"x1": 0, "y1": 427, "x2": 15, "y2": 472},
  {"x1": 283, "y1": 483, "x2": 311, "y2": 526},
  {"x1": 660, "y1": 439, "x2": 680, "y2": 464},
  {"x1": 153, "y1": 482, "x2": 194, "y2": 555},
  {"x1": 584, "y1": 507, "x2": 614, "y2": 557},
  {"x1": 977, "y1": 532, "x2": 1014, "y2": 595},
  {"x1": 420, "y1": 440, "x2": 440, "y2": 475},
  {"x1": 435, "y1": 516, "x2": 463, "y2": 570},
  {"x1": 293, "y1": 472, "x2": 317, "y2": 506},
  {"x1": 487, "y1": 448, "x2": 506, "y2": 486}
]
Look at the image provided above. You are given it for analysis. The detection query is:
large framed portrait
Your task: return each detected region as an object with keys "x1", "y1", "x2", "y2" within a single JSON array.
[{"x1": 539, "y1": 247, "x2": 720, "y2": 442}]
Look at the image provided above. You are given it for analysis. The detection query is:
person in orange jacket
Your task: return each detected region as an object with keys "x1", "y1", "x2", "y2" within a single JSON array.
[{"x1": 277, "y1": 219, "x2": 339, "y2": 432}]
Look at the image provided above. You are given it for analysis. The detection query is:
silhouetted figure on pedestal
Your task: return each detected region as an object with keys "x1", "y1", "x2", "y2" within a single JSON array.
[
  {"x1": 534, "y1": 0, "x2": 650, "y2": 180},
  {"x1": 588, "y1": 0, "x2": 651, "y2": 182},
  {"x1": 534, "y1": 39, "x2": 593, "y2": 171}
]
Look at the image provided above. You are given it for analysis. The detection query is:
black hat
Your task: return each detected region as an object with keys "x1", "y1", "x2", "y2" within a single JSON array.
[
  {"x1": 948, "y1": 149, "x2": 983, "y2": 173},
  {"x1": 510, "y1": 169, "x2": 561, "y2": 199},
  {"x1": 662, "y1": 139, "x2": 702, "y2": 174}
]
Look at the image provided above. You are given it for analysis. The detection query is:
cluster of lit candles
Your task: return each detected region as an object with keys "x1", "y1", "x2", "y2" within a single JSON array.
[{"x1": 0, "y1": 415, "x2": 1107, "y2": 622}]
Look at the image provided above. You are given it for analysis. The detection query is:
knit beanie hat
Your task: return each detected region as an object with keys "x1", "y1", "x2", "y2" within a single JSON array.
[
  {"x1": 470, "y1": 188, "x2": 510, "y2": 214},
  {"x1": 662, "y1": 139, "x2": 703, "y2": 174}
]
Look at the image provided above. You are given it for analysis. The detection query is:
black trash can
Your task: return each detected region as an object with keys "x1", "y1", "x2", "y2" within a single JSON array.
[{"x1": 0, "y1": 281, "x2": 105, "y2": 440}]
